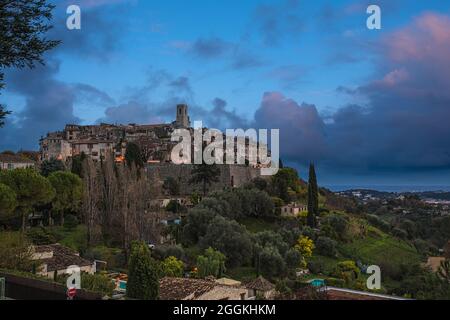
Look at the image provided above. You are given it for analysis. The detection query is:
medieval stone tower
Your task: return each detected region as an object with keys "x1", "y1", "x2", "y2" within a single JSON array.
[{"x1": 175, "y1": 104, "x2": 191, "y2": 128}]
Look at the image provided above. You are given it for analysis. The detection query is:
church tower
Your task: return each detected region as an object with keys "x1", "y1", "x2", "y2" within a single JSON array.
[{"x1": 175, "y1": 104, "x2": 190, "y2": 128}]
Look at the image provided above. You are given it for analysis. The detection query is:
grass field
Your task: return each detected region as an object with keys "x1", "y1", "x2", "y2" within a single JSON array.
[{"x1": 339, "y1": 230, "x2": 422, "y2": 268}]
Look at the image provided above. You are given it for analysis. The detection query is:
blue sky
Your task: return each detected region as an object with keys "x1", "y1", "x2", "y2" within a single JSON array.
[{"x1": 2, "y1": 0, "x2": 450, "y2": 186}]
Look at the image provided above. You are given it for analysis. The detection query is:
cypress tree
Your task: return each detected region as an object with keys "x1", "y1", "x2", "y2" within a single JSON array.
[
  {"x1": 127, "y1": 242, "x2": 159, "y2": 300},
  {"x1": 307, "y1": 163, "x2": 319, "y2": 228}
]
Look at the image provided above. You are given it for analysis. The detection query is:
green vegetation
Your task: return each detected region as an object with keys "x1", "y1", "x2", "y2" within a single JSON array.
[
  {"x1": 0, "y1": 168, "x2": 55, "y2": 232},
  {"x1": 307, "y1": 164, "x2": 318, "y2": 228},
  {"x1": 48, "y1": 171, "x2": 82, "y2": 225},
  {"x1": 162, "y1": 256, "x2": 184, "y2": 277},
  {"x1": 189, "y1": 163, "x2": 221, "y2": 196},
  {"x1": 196, "y1": 247, "x2": 226, "y2": 278},
  {"x1": 127, "y1": 242, "x2": 159, "y2": 300},
  {"x1": 0, "y1": 0, "x2": 60, "y2": 126}
]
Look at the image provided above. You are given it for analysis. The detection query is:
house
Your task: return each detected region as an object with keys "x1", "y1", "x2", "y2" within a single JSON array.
[
  {"x1": 159, "y1": 277, "x2": 248, "y2": 300},
  {"x1": 245, "y1": 276, "x2": 276, "y2": 300},
  {"x1": 0, "y1": 153, "x2": 35, "y2": 170},
  {"x1": 32, "y1": 244, "x2": 96, "y2": 279},
  {"x1": 280, "y1": 202, "x2": 308, "y2": 217}
]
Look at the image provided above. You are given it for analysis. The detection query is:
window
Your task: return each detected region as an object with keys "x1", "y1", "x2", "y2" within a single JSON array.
[{"x1": 7, "y1": 163, "x2": 14, "y2": 169}]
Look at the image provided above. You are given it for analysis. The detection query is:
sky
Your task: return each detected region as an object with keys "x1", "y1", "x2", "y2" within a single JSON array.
[{"x1": 1, "y1": 0, "x2": 450, "y2": 187}]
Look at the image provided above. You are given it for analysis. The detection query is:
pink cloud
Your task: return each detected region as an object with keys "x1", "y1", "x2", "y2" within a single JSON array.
[{"x1": 385, "y1": 12, "x2": 450, "y2": 63}]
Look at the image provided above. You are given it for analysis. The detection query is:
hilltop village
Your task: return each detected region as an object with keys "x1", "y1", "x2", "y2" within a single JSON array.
[{"x1": 1, "y1": 105, "x2": 450, "y2": 301}]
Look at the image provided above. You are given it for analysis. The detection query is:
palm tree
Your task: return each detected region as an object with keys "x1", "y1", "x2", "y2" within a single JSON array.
[{"x1": 189, "y1": 163, "x2": 221, "y2": 196}]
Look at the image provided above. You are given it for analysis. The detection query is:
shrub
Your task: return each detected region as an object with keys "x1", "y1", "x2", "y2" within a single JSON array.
[
  {"x1": 81, "y1": 273, "x2": 115, "y2": 296},
  {"x1": 315, "y1": 236, "x2": 337, "y2": 257},
  {"x1": 258, "y1": 246, "x2": 286, "y2": 278},
  {"x1": 285, "y1": 248, "x2": 302, "y2": 269},
  {"x1": 0, "y1": 232, "x2": 34, "y2": 271},
  {"x1": 26, "y1": 227, "x2": 57, "y2": 245},
  {"x1": 153, "y1": 245, "x2": 185, "y2": 261},
  {"x1": 162, "y1": 256, "x2": 184, "y2": 277},
  {"x1": 64, "y1": 214, "x2": 79, "y2": 230},
  {"x1": 196, "y1": 247, "x2": 226, "y2": 278},
  {"x1": 392, "y1": 227, "x2": 408, "y2": 240},
  {"x1": 366, "y1": 214, "x2": 391, "y2": 232}
]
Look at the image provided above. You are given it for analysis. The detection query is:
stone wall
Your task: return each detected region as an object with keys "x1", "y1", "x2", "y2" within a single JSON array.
[{"x1": 146, "y1": 163, "x2": 263, "y2": 195}]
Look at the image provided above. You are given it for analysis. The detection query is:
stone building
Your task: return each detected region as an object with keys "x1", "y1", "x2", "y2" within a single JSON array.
[
  {"x1": 39, "y1": 107, "x2": 181, "y2": 163},
  {"x1": 0, "y1": 153, "x2": 36, "y2": 170},
  {"x1": 39, "y1": 104, "x2": 271, "y2": 190}
]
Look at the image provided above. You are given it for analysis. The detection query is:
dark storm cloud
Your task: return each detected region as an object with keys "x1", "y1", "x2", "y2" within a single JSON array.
[
  {"x1": 249, "y1": 12, "x2": 450, "y2": 175},
  {"x1": 48, "y1": 2, "x2": 129, "y2": 60},
  {"x1": 1, "y1": 60, "x2": 80, "y2": 151},
  {"x1": 0, "y1": 3, "x2": 128, "y2": 151}
]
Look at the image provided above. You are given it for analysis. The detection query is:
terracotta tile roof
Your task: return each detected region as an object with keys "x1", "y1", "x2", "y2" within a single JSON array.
[
  {"x1": 159, "y1": 277, "x2": 217, "y2": 300},
  {"x1": 245, "y1": 276, "x2": 275, "y2": 291},
  {"x1": 33, "y1": 244, "x2": 93, "y2": 272},
  {"x1": 0, "y1": 154, "x2": 35, "y2": 164}
]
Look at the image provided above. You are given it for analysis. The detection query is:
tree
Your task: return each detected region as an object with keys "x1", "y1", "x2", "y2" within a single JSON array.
[
  {"x1": 0, "y1": 104, "x2": 11, "y2": 128},
  {"x1": 163, "y1": 177, "x2": 180, "y2": 196},
  {"x1": 125, "y1": 142, "x2": 144, "y2": 168},
  {"x1": 315, "y1": 236, "x2": 337, "y2": 257},
  {"x1": 270, "y1": 168, "x2": 299, "y2": 202},
  {"x1": 40, "y1": 158, "x2": 65, "y2": 177},
  {"x1": 0, "y1": 183, "x2": 17, "y2": 219},
  {"x1": 285, "y1": 248, "x2": 302, "y2": 269},
  {"x1": 127, "y1": 241, "x2": 159, "y2": 300},
  {"x1": 294, "y1": 236, "x2": 314, "y2": 268},
  {"x1": 181, "y1": 208, "x2": 217, "y2": 246},
  {"x1": 307, "y1": 164, "x2": 319, "y2": 228},
  {"x1": 196, "y1": 247, "x2": 226, "y2": 279},
  {"x1": 48, "y1": 171, "x2": 83, "y2": 226},
  {"x1": 259, "y1": 246, "x2": 286, "y2": 278},
  {"x1": 199, "y1": 215, "x2": 253, "y2": 268},
  {"x1": 0, "y1": 232, "x2": 34, "y2": 271},
  {"x1": 189, "y1": 163, "x2": 220, "y2": 196},
  {"x1": 0, "y1": 0, "x2": 60, "y2": 125},
  {"x1": 255, "y1": 231, "x2": 289, "y2": 256},
  {"x1": 162, "y1": 256, "x2": 184, "y2": 278},
  {"x1": 71, "y1": 152, "x2": 87, "y2": 177},
  {"x1": 0, "y1": 168, "x2": 55, "y2": 232}
]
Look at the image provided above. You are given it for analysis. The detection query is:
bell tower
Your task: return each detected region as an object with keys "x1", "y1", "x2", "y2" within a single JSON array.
[{"x1": 175, "y1": 104, "x2": 190, "y2": 128}]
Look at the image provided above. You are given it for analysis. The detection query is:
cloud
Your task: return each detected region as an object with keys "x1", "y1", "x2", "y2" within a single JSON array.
[
  {"x1": 47, "y1": 2, "x2": 130, "y2": 60},
  {"x1": 248, "y1": 12, "x2": 450, "y2": 176},
  {"x1": 98, "y1": 101, "x2": 163, "y2": 125},
  {"x1": 190, "y1": 37, "x2": 232, "y2": 59},
  {"x1": 252, "y1": 92, "x2": 327, "y2": 163},
  {"x1": 267, "y1": 65, "x2": 307, "y2": 88},
  {"x1": 253, "y1": 0, "x2": 304, "y2": 46},
  {"x1": 1, "y1": 60, "x2": 81, "y2": 150}
]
